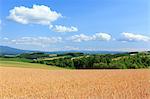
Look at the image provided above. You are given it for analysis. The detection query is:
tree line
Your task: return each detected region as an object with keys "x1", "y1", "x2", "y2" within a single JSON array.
[{"x1": 32, "y1": 52, "x2": 150, "y2": 69}]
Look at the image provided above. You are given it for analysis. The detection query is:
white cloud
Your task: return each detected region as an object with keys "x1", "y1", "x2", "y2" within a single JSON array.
[
  {"x1": 49, "y1": 24, "x2": 53, "y2": 29},
  {"x1": 70, "y1": 33, "x2": 111, "y2": 42},
  {"x1": 7, "y1": 5, "x2": 78, "y2": 32},
  {"x1": 0, "y1": 37, "x2": 9, "y2": 42},
  {"x1": 1, "y1": 37, "x2": 62, "y2": 46},
  {"x1": 3, "y1": 37, "x2": 9, "y2": 40},
  {"x1": 7, "y1": 5, "x2": 62, "y2": 25},
  {"x1": 121, "y1": 32, "x2": 150, "y2": 42},
  {"x1": 70, "y1": 34, "x2": 92, "y2": 42},
  {"x1": 93, "y1": 33, "x2": 111, "y2": 41},
  {"x1": 52, "y1": 25, "x2": 78, "y2": 32},
  {"x1": 63, "y1": 46, "x2": 80, "y2": 50}
]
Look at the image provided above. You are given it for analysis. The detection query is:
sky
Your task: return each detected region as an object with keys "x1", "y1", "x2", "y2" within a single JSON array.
[{"x1": 0, "y1": 0, "x2": 150, "y2": 51}]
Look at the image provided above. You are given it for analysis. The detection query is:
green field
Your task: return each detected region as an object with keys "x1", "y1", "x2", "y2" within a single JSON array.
[
  {"x1": 41, "y1": 56, "x2": 66, "y2": 60},
  {"x1": 0, "y1": 61, "x2": 65, "y2": 70}
]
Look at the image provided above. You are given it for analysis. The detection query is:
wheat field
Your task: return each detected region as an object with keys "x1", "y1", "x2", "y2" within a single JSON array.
[{"x1": 0, "y1": 67, "x2": 150, "y2": 99}]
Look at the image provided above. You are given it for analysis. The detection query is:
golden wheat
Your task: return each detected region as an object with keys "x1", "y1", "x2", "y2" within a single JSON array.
[{"x1": 0, "y1": 67, "x2": 150, "y2": 99}]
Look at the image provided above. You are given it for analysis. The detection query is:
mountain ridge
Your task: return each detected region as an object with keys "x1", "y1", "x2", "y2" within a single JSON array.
[
  {"x1": 0, "y1": 45, "x2": 125, "y2": 55},
  {"x1": 0, "y1": 46, "x2": 31, "y2": 55}
]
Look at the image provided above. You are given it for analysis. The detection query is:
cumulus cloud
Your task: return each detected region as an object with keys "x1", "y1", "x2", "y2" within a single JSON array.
[
  {"x1": 52, "y1": 25, "x2": 78, "y2": 32},
  {"x1": 63, "y1": 46, "x2": 80, "y2": 50},
  {"x1": 70, "y1": 34, "x2": 93, "y2": 42},
  {"x1": 7, "y1": 5, "x2": 79, "y2": 32},
  {"x1": 93, "y1": 33, "x2": 111, "y2": 41},
  {"x1": 7, "y1": 5, "x2": 62, "y2": 25},
  {"x1": 0, "y1": 37, "x2": 9, "y2": 42},
  {"x1": 70, "y1": 33, "x2": 111, "y2": 42},
  {"x1": 0, "y1": 37, "x2": 62, "y2": 46},
  {"x1": 121, "y1": 32, "x2": 150, "y2": 42}
]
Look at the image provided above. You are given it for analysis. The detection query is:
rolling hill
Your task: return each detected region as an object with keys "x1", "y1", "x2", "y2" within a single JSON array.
[{"x1": 0, "y1": 46, "x2": 31, "y2": 55}]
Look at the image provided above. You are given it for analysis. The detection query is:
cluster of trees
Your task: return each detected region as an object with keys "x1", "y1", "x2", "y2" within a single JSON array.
[
  {"x1": 18, "y1": 52, "x2": 49, "y2": 59},
  {"x1": 3, "y1": 51, "x2": 149, "y2": 69},
  {"x1": 57, "y1": 52, "x2": 84, "y2": 57},
  {"x1": 73, "y1": 54, "x2": 150, "y2": 69},
  {"x1": 32, "y1": 57, "x2": 75, "y2": 69},
  {"x1": 32, "y1": 52, "x2": 150, "y2": 69}
]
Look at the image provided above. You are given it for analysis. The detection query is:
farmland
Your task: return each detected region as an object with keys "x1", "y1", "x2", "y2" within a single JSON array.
[
  {"x1": 0, "y1": 51, "x2": 150, "y2": 98},
  {"x1": 1, "y1": 51, "x2": 150, "y2": 69},
  {"x1": 0, "y1": 61, "x2": 64, "y2": 70},
  {"x1": 0, "y1": 67, "x2": 150, "y2": 99}
]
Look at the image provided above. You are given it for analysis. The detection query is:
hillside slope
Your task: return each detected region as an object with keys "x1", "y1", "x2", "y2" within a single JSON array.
[
  {"x1": 0, "y1": 61, "x2": 64, "y2": 70},
  {"x1": 0, "y1": 46, "x2": 30, "y2": 55}
]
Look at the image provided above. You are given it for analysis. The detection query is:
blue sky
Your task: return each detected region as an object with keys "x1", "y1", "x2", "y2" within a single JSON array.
[{"x1": 0, "y1": 0, "x2": 150, "y2": 51}]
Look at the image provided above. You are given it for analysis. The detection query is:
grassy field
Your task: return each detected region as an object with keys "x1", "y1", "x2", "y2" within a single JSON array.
[
  {"x1": 0, "y1": 67, "x2": 150, "y2": 99},
  {"x1": 41, "y1": 56, "x2": 66, "y2": 60},
  {"x1": 0, "y1": 61, "x2": 64, "y2": 70},
  {"x1": 0, "y1": 57, "x2": 32, "y2": 62}
]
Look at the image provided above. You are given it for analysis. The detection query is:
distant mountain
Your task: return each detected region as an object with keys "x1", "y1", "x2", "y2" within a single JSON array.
[
  {"x1": 46, "y1": 50, "x2": 125, "y2": 54},
  {"x1": 78, "y1": 50, "x2": 125, "y2": 54},
  {"x1": 0, "y1": 45, "x2": 125, "y2": 55},
  {"x1": 0, "y1": 46, "x2": 31, "y2": 55}
]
